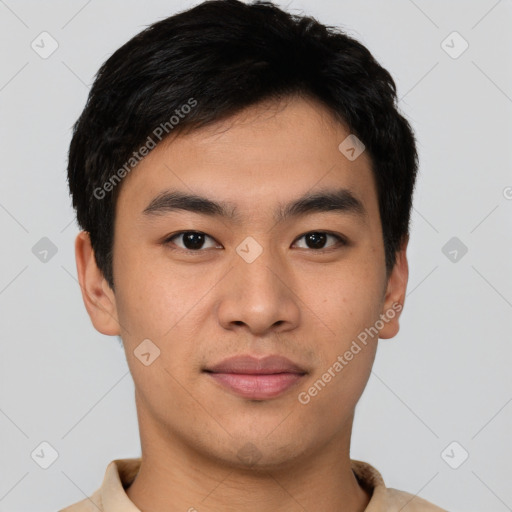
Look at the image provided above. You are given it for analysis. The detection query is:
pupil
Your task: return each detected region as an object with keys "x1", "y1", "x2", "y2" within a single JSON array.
[
  {"x1": 306, "y1": 232, "x2": 326, "y2": 249},
  {"x1": 184, "y1": 232, "x2": 204, "y2": 250}
]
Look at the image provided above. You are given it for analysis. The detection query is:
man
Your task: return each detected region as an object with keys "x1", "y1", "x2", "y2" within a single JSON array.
[{"x1": 61, "y1": 0, "x2": 447, "y2": 510}]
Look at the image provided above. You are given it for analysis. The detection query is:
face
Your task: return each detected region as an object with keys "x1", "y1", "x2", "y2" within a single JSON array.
[{"x1": 77, "y1": 95, "x2": 408, "y2": 469}]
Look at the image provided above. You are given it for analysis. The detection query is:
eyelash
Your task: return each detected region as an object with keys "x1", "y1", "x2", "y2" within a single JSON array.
[{"x1": 162, "y1": 230, "x2": 348, "y2": 253}]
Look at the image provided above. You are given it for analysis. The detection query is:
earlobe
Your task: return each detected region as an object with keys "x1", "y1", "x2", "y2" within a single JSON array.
[
  {"x1": 74, "y1": 231, "x2": 121, "y2": 336},
  {"x1": 378, "y1": 237, "x2": 409, "y2": 340}
]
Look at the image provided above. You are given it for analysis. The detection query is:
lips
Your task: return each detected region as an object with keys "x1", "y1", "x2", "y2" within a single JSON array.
[
  {"x1": 205, "y1": 355, "x2": 307, "y2": 374},
  {"x1": 204, "y1": 355, "x2": 307, "y2": 400}
]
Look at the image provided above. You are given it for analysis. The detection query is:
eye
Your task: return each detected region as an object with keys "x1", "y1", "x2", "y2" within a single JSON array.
[
  {"x1": 293, "y1": 231, "x2": 346, "y2": 250},
  {"x1": 164, "y1": 231, "x2": 221, "y2": 251}
]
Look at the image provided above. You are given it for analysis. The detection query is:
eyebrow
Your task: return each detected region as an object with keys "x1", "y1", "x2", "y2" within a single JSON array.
[{"x1": 142, "y1": 188, "x2": 367, "y2": 223}]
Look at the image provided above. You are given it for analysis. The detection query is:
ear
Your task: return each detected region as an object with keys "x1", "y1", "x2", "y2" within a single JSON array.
[
  {"x1": 378, "y1": 236, "x2": 409, "y2": 339},
  {"x1": 75, "y1": 231, "x2": 120, "y2": 336}
]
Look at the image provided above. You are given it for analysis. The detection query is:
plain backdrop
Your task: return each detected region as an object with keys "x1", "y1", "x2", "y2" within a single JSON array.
[{"x1": 0, "y1": 1, "x2": 511, "y2": 511}]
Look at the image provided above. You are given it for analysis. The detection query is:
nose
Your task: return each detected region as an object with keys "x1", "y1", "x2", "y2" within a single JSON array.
[{"x1": 216, "y1": 243, "x2": 301, "y2": 336}]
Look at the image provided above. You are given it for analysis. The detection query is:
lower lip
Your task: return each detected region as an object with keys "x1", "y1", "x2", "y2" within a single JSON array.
[{"x1": 206, "y1": 372, "x2": 305, "y2": 400}]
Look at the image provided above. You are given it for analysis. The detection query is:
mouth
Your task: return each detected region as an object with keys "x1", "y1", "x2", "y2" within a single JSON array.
[{"x1": 203, "y1": 354, "x2": 307, "y2": 400}]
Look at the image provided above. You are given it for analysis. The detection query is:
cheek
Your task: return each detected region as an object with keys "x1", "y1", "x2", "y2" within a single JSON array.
[
  {"x1": 306, "y1": 263, "x2": 385, "y2": 341},
  {"x1": 113, "y1": 264, "x2": 203, "y2": 419},
  {"x1": 113, "y1": 245, "x2": 189, "y2": 336},
  {"x1": 113, "y1": 253, "x2": 215, "y2": 382},
  {"x1": 298, "y1": 278, "x2": 381, "y2": 426}
]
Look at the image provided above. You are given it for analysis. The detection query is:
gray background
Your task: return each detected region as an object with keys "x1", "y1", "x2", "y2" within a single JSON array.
[{"x1": 0, "y1": 0, "x2": 511, "y2": 511}]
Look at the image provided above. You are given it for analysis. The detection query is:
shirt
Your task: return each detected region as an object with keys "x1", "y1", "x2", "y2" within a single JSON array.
[{"x1": 59, "y1": 457, "x2": 448, "y2": 511}]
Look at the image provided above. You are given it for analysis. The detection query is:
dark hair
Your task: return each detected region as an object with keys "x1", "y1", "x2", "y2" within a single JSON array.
[{"x1": 67, "y1": 0, "x2": 418, "y2": 289}]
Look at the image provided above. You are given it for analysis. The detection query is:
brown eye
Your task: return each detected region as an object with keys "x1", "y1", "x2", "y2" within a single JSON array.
[
  {"x1": 293, "y1": 232, "x2": 346, "y2": 250},
  {"x1": 165, "y1": 231, "x2": 220, "y2": 251}
]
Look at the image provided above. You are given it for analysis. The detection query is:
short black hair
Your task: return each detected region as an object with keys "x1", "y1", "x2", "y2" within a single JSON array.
[{"x1": 67, "y1": 0, "x2": 418, "y2": 289}]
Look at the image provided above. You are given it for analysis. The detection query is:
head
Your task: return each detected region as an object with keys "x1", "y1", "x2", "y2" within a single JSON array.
[{"x1": 69, "y1": 0, "x2": 417, "y2": 469}]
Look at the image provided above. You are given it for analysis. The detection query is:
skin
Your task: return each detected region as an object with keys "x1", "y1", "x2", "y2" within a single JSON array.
[{"x1": 75, "y1": 94, "x2": 408, "y2": 512}]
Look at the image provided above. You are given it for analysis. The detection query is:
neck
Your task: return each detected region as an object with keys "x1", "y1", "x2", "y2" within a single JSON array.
[{"x1": 126, "y1": 420, "x2": 370, "y2": 512}]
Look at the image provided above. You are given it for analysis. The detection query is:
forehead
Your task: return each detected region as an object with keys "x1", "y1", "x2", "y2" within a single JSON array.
[{"x1": 115, "y1": 95, "x2": 378, "y2": 223}]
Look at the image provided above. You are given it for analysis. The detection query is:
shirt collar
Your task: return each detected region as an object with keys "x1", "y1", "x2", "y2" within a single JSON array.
[
  {"x1": 97, "y1": 457, "x2": 389, "y2": 511},
  {"x1": 100, "y1": 458, "x2": 141, "y2": 512}
]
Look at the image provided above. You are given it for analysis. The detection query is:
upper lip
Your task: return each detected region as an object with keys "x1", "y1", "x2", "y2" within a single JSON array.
[{"x1": 204, "y1": 355, "x2": 307, "y2": 375}]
